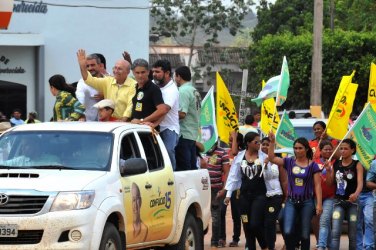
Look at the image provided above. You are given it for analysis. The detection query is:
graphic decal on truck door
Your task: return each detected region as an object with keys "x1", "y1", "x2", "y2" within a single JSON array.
[{"x1": 138, "y1": 132, "x2": 175, "y2": 241}]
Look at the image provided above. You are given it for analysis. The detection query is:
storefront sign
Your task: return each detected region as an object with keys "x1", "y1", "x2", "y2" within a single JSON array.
[
  {"x1": 13, "y1": 1, "x2": 48, "y2": 14},
  {"x1": 0, "y1": 55, "x2": 26, "y2": 74}
]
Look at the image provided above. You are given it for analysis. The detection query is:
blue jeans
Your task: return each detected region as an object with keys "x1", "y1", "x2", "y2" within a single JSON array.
[
  {"x1": 317, "y1": 198, "x2": 334, "y2": 249},
  {"x1": 356, "y1": 192, "x2": 374, "y2": 250},
  {"x1": 159, "y1": 129, "x2": 178, "y2": 170},
  {"x1": 284, "y1": 198, "x2": 315, "y2": 250},
  {"x1": 175, "y1": 137, "x2": 197, "y2": 171},
  {"x1": 331, "y1": 199, "x2": 358, "y2": 250}
]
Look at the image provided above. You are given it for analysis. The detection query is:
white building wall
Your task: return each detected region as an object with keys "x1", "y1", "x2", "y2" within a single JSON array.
[{"x1": 1, "y1": 0, "x2": 149, "y2": 121}]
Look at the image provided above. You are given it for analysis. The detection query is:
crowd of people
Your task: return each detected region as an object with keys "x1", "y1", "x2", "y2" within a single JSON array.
[
  {"x1": 0, "y1": 50, "x2": 202, "y2": 173},
  {"x1": 1, "y1": 51, "x2": 376, "y2": 250},
  {"x1": 204, "y1": 115, "x2": 376, "y2": 250}
]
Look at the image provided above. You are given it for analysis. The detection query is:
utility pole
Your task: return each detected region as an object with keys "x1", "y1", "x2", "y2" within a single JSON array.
[
  {"x1": 310, "y1": 0, "x2": 323, "y2": 118},
  {"x1": 239, "y1": 69, "x2": 248, "y2": 125}
]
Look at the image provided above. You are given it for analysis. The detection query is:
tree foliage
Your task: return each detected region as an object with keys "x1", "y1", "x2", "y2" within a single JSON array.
[
  {"x1": 248, "y1": 30, "x2": 376, "y2": 115},
  {"x1": 252, "y1": 0, "x2": 317, "y2": 42},
  {"x1": 335, "y1": 0, "x2": 376, "y2": 32},
  {"x1": 150, "y1": 0, "x2": 253, "y2": 66},
  {"x1": 249, "y1": 0, "x2": 376, "y2": 115}
]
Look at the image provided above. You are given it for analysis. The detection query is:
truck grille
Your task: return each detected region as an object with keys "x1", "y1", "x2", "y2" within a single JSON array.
[
  {"x1": 0, "y1": 230, "x2": 43, "y2": 244},
  {"x1": 0, "y1": 195, "x2": 49, "y2": 214}
]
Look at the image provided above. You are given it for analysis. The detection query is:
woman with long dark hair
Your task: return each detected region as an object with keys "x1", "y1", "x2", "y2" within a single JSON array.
[
  {"x1": 224, "y1": 132, "x2": 267, "y2": 250},
  {"x1": 261, "y1": 137, "x2": 287, "y2": 250},
  {"x1": 325, "y1": 138, "x2": 363, "y2": 250},
  {"x1": 268, "y1": 132, "x2": 322, "y2": 250},
  {"x1": 49, "y1": 74, "x2": 85, "y2": 121},
  {"x1": 311, "y1": 140, "x2": 336, "y2": 250}
]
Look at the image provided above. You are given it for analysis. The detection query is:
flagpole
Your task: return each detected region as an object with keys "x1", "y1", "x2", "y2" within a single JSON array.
[
  {"x1": 328, "y1": 102, "x2": 371, "y2": 161},
  {"x1": 275, "y1": 110, "x2": 286, "y2": 143},
  {"x1": 275, "y1": 56, "x2": 285, "y2": 106}
]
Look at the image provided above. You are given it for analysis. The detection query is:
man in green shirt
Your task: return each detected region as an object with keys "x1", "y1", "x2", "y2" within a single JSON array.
[{"x1": 174, "y1": 66, "x2": 201, "y2": 171}]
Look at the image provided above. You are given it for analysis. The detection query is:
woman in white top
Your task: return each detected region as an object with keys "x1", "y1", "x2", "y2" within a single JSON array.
[{"x1": 261, "y1": 137, "x2": 287, "y2": 250}]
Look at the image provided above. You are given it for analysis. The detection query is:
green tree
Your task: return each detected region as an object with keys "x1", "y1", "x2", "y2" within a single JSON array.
[
  {"x1": 248, "y1": 30, "x2": 376, "y2": 114},
  {"x1": 334, "y1": 0, "x2": 376, "y2": 32},
  {"x1": 150, "y1": 0, "x2": 253, "y2": 67},
  {"x1": 252, "y1": 0, "x2": 317, "y2": 42}
]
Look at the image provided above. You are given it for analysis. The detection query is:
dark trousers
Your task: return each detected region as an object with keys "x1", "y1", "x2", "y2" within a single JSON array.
[
  {"x1": 175, "y1": 137, "x2": 197, "y2": 171},
  {"x1": 220, "y1": 190, "x2": 241, "y2": 243},
  {"x1": 239, "y1": 193, "x2": 267, "y2": 250},
  {"x1": 211, "y1": 188, "x2": 223, "y2": 246},
  {"x1": 264, "y1": 195, "x2": 283, "y2": 250}
]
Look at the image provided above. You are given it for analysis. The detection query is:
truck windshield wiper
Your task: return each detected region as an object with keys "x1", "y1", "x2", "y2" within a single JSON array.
[{"x1": 30, "y1": 165, "x2": 77, "y2": 170}]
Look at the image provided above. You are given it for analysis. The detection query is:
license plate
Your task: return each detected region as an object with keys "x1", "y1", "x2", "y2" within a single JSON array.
[{"x1": 0, "y1": 225, "x2": 18, "y2": 237}]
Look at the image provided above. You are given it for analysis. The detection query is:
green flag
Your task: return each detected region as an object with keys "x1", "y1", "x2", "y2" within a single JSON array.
[
  {"x1": 251, "y1": 75, "x2": 279, "y2": 107},
  {"x1": 200, "y1": 86, "x2": 218, "y2": 153},
  {"x1": 276, "y1": 56, "x2": 290, "y2": 106},
  {"x1": 348, "y1": 103, "x2": 376, "y2": 170},
  {"x1": 275, "y1": 110, "x2": 296, "y2": 148}
]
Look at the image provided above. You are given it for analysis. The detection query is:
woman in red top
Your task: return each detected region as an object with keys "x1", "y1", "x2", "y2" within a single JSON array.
[
  {"x1": 312, "y1": 140, "x2": 336, "y2": 250},
  {"x1": 309, "y1": 121, "x2": 338, "y2": 162}
]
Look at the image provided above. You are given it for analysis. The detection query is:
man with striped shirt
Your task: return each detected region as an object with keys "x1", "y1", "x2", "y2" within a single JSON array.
[{"x1": 203, "y1": 143, "x2": 230, "y2": 248}]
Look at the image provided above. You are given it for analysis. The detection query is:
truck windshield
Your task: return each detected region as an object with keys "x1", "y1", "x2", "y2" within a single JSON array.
[{"x1": 0, "y1": 131, "x2": 113, "y2": 171}]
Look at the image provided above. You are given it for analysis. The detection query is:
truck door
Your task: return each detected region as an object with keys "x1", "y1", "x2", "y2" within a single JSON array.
[
  {"x1": 137, "y1": 131, "x2": 175, "y2": 241},
  {"x1": 120, "y1": 132, "x2": 154, "y2": 245}
]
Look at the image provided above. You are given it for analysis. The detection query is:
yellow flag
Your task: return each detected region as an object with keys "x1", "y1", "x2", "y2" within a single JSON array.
[
  {"x1": 260, "y1": 80, "x2": 280, "y2": 134},
  {"x1": 368, "y1": 62, "x2": 376, "y2": 111},
  {"x1": 216, "y1": 72, "x2": 238, "y2": 144},
  {"x1": 327, "y1": 72, "x2": 358, "y2": 139}
]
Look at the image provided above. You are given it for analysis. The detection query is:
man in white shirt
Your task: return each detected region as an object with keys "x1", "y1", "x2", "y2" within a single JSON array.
[
  {"x1": 152, "y1": 59, "x2": 179, "y2": 170},
  {"x1": 75, "y1": 53, "x2": 104, "y2": 121}
]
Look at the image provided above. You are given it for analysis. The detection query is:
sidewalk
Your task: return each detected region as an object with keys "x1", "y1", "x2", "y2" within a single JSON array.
[{"x1": 204, "y1": 205, "x2": 349, "y2": 250}]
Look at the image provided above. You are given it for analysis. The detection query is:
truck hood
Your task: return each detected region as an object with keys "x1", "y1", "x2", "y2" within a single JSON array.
[{"x1": 0, "y1": 170, "x2": 107, "y2": 192}]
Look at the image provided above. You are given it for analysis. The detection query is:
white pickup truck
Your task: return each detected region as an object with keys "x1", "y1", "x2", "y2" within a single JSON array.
[{"x1": 0, "y1": 122, "x2": 211, "y2": 250}]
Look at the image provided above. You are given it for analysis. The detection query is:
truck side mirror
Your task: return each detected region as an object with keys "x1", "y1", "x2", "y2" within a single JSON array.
[{"x1": 120, "y1": 158, "x2": 147, "y2": 177}]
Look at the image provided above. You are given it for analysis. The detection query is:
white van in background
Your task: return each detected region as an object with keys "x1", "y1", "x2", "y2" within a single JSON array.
[
  {"x1": 279, "y1": 109, "x2": 326, "y2": 119},
  {"x1": 290, "y1": 118, "x2": 327, "y2": 140}
]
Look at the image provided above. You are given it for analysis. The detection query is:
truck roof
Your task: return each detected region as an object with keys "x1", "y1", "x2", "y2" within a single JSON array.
[{"x1": 6, "y1": 122, "x2": 151, "y2": 133}]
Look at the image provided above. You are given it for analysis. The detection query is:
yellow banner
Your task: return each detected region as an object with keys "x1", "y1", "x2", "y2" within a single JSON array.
[
  {"x1": 216, "y1": 72, "x2": 238, "y2": 144},
  {"x1": 327, "y1": 81, "x2": 358, "y2": 139},
  {"x1": 260, "y1": 80, "x2": 280, "y2": 134},
  {"x1": 368, "y1": 62, "x2": 376, "y2": 111}
]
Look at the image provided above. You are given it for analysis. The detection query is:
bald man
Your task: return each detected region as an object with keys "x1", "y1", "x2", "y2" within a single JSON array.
[{"x1": 77, "y1": 49, "x2": 137, "y2": 121}]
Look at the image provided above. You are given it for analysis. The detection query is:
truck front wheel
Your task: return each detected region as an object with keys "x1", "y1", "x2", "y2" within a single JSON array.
[
  {"x1": 166, "y1": 213, "x2": 203, "y2": 250},
  {"x1": 99, "y1": 222, "x2": 122, "y2": 250}
]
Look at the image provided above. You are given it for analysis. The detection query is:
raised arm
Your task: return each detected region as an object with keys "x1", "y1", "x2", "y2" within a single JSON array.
[
  {"x1": 77, "y1": 49, "x2": 88, "y2": 80},
  {"x1": 267, "y1": 131, "x2": 284, "y2": 166}
]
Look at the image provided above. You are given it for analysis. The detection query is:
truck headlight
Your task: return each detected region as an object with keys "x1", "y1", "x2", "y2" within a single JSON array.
[{"x1": 50, "y1": 191, "x2": 95, "y2": 211}]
